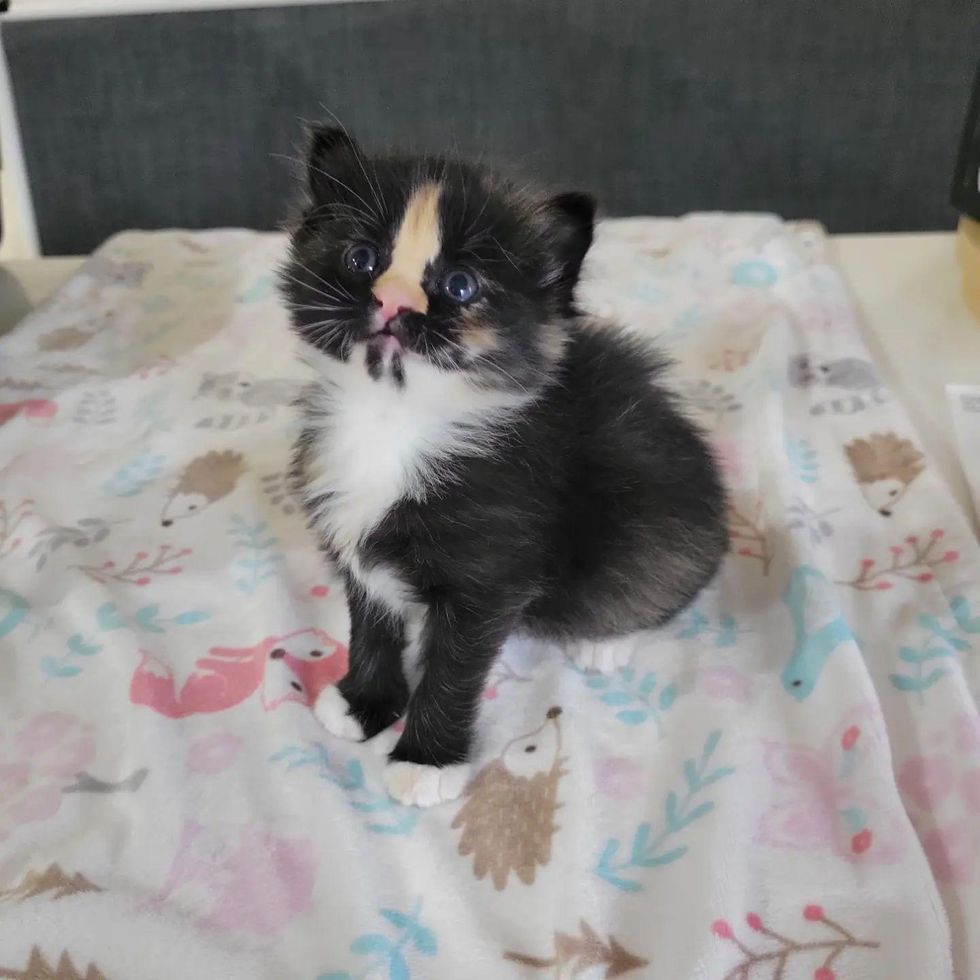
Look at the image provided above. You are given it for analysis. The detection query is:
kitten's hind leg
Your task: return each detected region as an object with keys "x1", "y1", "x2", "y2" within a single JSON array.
[
  {"x1": 315, "y1": 578, "x2": 409, "y2": 741},
  {"x1": 567, "y1": 633, "x2": 638, "y2": 674}
]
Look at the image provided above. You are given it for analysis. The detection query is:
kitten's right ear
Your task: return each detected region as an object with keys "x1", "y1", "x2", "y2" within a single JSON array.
[{"x1": 305, "y1": 124, "x2": 360, "y2": 198}]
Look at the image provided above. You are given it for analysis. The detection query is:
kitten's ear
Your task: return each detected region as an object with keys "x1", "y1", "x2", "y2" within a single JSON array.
[
  {"x1": 305, "y1": 124, "x2": 361, "y2": 198},
  {"x1": 539, "y1": 191, "x2": 596, "y2": 294}
]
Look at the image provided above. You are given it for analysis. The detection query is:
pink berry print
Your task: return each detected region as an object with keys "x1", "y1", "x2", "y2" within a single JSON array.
[
  {"x1": 839, "y1": 529, "x2": 957, "y2": 589},
  {"x1": 840, "y1": 725, "x2": 860, "y2": 750},
  {"x1": 309, "y1": 585, "x2": 329, "y2": 599},
  {"x1": 851, "y1": 829, "x2": 872, "y2": 854},
  {"x1": 713, "y1": 906, "x2": 879, "y2": 975}
]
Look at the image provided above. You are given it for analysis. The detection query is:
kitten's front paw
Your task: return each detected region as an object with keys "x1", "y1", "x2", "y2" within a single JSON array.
[
  {"x1": 569, "y1": 635, "x2": 636, "y2": 673},
  {"x1": 382, "y1": 760, "x2": 471, "y2": 807},
  {"x1": 314, "y1": 685, "x2": 365, "y2": 741}
]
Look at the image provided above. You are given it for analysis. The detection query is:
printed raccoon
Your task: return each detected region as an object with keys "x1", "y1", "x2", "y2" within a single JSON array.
[{"x1": 281, "y1": 127, "x2": 727, "y2": 806}]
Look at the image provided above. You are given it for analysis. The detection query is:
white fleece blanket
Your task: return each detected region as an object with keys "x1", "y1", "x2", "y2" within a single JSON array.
[{"x1": 0, "y1": 216, "x2": 977, "y2": 980}]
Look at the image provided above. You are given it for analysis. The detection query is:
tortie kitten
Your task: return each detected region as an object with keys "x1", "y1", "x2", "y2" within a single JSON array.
[{"x1": 282, "y1": 127, "x2": 727, "y2": 807}]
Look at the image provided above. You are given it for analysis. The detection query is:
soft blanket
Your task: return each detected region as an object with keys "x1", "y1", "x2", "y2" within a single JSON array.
[{"x1": 0, "y1": 215, "x2": 977, "y2": 979}]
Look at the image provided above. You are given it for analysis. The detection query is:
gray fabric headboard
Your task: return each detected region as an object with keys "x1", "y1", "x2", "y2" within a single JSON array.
[{"x1": 4, "y1": 0, "x2": 977, "y2": 255}]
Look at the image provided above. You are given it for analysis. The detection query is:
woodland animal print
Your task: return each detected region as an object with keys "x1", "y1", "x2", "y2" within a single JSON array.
[
  {"x1": 844, "y1": 433, "x2": 925, "y2": 517},
  {"x1": 0, "y1": 217, "x2": 976, "y2": 979},
  {"x1": 160, "y1": 451, "x2": 246, "y2": 526}
]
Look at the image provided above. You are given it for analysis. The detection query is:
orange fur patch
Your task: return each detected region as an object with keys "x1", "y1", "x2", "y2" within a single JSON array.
[{"x1": 373, "y1": 182, "x2": 442, "y2": 313}]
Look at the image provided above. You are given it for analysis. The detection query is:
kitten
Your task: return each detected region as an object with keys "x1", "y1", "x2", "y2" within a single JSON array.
[{"x1": 282, "y1": 127, "x2": 727, "y2": 807}]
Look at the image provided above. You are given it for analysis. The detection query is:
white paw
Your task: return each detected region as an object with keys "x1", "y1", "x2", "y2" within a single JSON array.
[
  {"x1": 368, "y1": 726, "x2": 401, "y2": 758},
  {"x1": 382, "y1": 760, "x2": 471, "y2": 808},
  {"x1": 570, "y1": 635, "x2": 636, "y2": 673},
  {"x1": 314, "y1": 685, "x2": 364, "y2": 741}
]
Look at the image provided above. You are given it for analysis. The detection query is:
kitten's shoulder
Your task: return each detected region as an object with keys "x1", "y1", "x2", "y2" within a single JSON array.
[{"x1": 561, "y1": 316, "x2": 672, "y2": 390}]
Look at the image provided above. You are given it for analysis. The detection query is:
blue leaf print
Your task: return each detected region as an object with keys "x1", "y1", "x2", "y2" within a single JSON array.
[
  {"x1": 45, "y1": 600, "x2": 209, "y2": 680},
  {"x1": 950, "y1": 596, "x2": 980, "y2": 634},
  {"x1": 595, "y1": 729, "x2": 734, "y2": 891},
  {"x1": 785, "y1": 435, "x2": 820, "y2": 485},
  {"x1": 172, "y1": 610, "x2": 209, "y2": 626},
  {"x1": 229, "y1": 514, "x2": 282, "y2": 595},
  {"x1": 730, "y1": 260, "x2": 777, "y2": 287},
  {"x1": 616, "y1": 710, "x2": 648, "y2": 726},
  {"x1": 676, "y1": 605, "x2": 749, "y2": 646},
  {"x1": 411, "y1": 927, "x2": 438, "y2": 957},
  {"x1": 351, "y1": 935, "x2": 393, "y2": 956},
  {"x1": 380, "y1": 910, "x2": 413, "y2": 931},
  {"x1": 102, "y1": 449, "x2": 167, "y2": 497},
  {"x1": 135, "y1": 605, "x2": 164, "y2": 633},
  {"x1": 321, "y1": 900, "x2": 436, "y2": 979},
  {"x1": 600, "y1": 691, "x2": 633, "y2": 707},
  {"x1": 271, "y1": 741, "x2": 418, "y2": 836},
  {"x1": 387, "y1": 951, "x2": 410, "y2": 980},
  {"x1": 67, "y1": 634, "x2": 101, "y2": 656},
  {"x1": 573, "y1": 662, "x2": 680, "y2": 735},
  {"x1": 96, "y1": 603, "x2": 124, "y2": 631},
  {"x1": 892, "y1": 596, "x2": 977, "y2": 705},
  {"x1": 40, "y1": 658, "x2": 81, "y2": 678}
]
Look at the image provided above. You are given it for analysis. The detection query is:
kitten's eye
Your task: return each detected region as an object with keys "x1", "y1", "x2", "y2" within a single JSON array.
[
  {"x1": 442, "y1": 269, "x2": 479, "y2": 304},
  {"x1": 344, "y1": 243, "x2": 379, "y2": 275}
]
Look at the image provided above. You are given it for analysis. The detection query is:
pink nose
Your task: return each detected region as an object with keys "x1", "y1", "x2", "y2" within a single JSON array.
[{"x1": 372, "y1": 280, "x2": 424, "y2": 324}]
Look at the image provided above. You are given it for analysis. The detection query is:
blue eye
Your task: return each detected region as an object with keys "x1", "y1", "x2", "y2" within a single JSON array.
[
  {"x1": 442, "y1": 269, "x2": 479, "y2": 304},
  {"x1": 344, "y1": 243, "x2": 378, "y2": 275}
]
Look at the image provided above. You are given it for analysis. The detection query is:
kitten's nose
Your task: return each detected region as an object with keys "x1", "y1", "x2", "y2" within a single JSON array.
[{"x1": 372, "y1": 276, "x2": 426, "y2": 325}]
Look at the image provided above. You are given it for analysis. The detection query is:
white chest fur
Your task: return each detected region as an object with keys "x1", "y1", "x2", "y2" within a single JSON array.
[{"x1": 301, "y1": 351, "x2": 527, "y2": 611}]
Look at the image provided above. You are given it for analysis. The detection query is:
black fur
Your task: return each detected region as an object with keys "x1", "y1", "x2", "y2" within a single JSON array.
[{"x1": 283, "y1": 127, "x2": 728, "y2": 773}]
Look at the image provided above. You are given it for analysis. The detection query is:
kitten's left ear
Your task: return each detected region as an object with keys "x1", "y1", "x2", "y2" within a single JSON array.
[
  {"x1": 539, "y1": 191, "x2": 596, "y2": 294},
  {"x1": 305, "y1": 124, "x2": 361, "y2": 199}
]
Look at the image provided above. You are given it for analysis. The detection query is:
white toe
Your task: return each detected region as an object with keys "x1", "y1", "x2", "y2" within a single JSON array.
[
  {"x1": 314, "y1": 686, "x2": 364, "y2": 741},
  {"x1": 571, "y1": 635, "x2": 636, "y2": 673},
  {"x1": 368, "y1": 726, "x2": 401, "y2": 757},
  {"x1": 382, "y1": 760, "x2": 471, "y2": 807}
]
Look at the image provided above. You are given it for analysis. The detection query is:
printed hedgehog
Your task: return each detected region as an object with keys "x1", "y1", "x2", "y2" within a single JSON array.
[
  {"x1": 844, "y1": 433, "x2": 924, "y2": 517},
  {"x1": 161, "y1": 450, "x2": 246, "y2": 527},
  {"x1": 451, "y1": 707, "x2": 566, "y2": 890}
]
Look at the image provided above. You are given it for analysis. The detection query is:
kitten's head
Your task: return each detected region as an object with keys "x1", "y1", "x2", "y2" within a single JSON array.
[{"x1": 280, "y1": 127, "x2": 594, "y2": 391}]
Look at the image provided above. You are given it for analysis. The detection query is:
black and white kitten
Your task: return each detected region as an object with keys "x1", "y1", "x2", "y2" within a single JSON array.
[{"x1": 282, "y1": 127, "x2": 727, "y2": 807}]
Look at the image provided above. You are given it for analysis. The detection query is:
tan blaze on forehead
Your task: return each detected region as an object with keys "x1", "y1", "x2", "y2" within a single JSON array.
[{"x1": 373, "y1": 182, "x2": 442, "y2": 312}]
